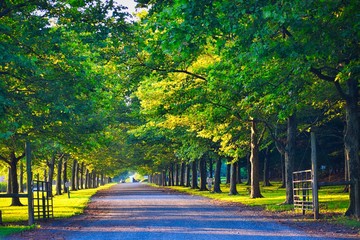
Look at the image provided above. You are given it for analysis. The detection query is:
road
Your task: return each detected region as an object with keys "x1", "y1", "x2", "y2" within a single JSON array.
[{"x1": 7, "y1": 183, "x2": 351, "y2": 240}]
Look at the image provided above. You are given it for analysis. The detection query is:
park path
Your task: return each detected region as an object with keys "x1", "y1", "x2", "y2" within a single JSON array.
[{"x1": 7, "y1": 183, "x2": 352, "y2": 240}]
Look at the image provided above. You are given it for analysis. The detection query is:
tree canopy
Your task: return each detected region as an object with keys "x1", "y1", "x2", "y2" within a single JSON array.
[{"x1": 0, "y1": 0, "x2": 358, "y2": 217}]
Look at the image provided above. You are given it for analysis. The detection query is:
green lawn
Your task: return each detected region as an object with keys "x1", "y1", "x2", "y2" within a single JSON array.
[{"x1": 0, "y1": 183, "x2": 116, "y2": 238}]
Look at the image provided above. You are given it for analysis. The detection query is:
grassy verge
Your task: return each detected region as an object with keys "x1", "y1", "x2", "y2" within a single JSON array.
[
  {"x1": 0, "y1": 183, "x2": 116, "y2": 238},
  {"x1": 158, "y1": 182, "x2": 359, "y2": 229}
]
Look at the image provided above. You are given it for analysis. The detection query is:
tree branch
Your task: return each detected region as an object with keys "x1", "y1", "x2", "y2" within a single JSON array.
[
  {"x1": 138, "y1": 62, "x2": 207, "y2": 81},
  {"x1": 310, "y1": 67, "x2": 349, "y2": 100}
]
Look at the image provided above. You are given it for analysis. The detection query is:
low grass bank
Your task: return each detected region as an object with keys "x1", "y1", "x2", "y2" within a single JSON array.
[
  {"x1": 158, "y1": 182, "x2": 359, "y2": 229},
  {"x1": 0, "y1": 183, "x2": 116, "y2": 238}
]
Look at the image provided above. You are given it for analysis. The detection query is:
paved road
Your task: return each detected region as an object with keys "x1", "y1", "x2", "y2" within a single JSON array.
[{"x1": 8, "y1": 183, "x2": 348, "y2": 240}]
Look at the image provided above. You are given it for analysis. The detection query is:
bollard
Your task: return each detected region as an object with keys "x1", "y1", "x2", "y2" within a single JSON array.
[{"x1": 0, "y1": 210, "x2": 3, "y2": 225}]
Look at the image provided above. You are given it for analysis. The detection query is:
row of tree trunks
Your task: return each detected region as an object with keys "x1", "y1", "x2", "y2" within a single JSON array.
[
  {"x1": 151, "y1": 156, "x2": 223, "y2": 193},
  {"x1": 152, "y1": 153, "x2": 280, "y2": 198}
]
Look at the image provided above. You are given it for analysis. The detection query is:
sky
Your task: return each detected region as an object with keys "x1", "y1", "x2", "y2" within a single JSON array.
[{"x1": 116, "y1": 0, "x2": 138, "y2": 14}]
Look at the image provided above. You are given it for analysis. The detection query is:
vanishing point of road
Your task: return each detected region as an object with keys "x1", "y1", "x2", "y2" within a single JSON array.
[{"x1": 7, "y1": 183, "x2": 354, "y2": 240}]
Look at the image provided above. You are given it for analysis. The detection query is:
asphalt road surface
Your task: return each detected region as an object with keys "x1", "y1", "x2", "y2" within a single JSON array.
[{"x1": 7, "y1": 183, "x2": 352, "y2": 240}]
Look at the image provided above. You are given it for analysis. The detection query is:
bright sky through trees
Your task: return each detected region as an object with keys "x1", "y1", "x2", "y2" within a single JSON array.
[{"x1": 117, "y1": 0, "x2": 137, "y2": 14}]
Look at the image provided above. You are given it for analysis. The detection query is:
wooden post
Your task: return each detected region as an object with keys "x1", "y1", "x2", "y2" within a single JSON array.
[
  {"x1": 26, "y1": 142, "x2": 34, "y2": 225},
  {"x1": 311, "y1": 131, "x2": 319, "y2": 220}
]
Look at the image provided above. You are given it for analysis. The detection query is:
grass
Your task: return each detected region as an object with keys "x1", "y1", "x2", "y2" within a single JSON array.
[
  {"x1": 159, "y1": 182, "x2": 359, "y2": 229},
  {"x1": 0, "y1": 183, "x2": 116, "y2": 238}
]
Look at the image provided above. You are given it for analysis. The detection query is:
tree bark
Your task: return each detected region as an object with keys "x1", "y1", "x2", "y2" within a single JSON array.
[
  {"x1": 7, "y1": 168, "x2": 11, "y2": 194},
  {"x1": 284, "y1": 114, "x2": 297, "y2": 204},
  {"x1": 80, "y1": 162, "x2": 84, "y2": 189},
  {"x1": 169, "y1": 164, "x2": 174, "y2": 186},
  {"x1": 162, "y1": 170, "x2": 166, "y2": 186},
  {"x1": 10, "y1": 151, "x2": 23, "y2": 206},
  {"x1": 100, "y1": 173, "x2": 104, "y2": 185},
  {"x1": 56, "y1": 157, "x2": 62, "y2": 195},
  {"x1": 344, "y1": 78, "x2": 359, "y2": 217},
  {"x1": 199, "y1": 155, "x2": 208, "y2": 191},
  {"x1": 85, "y1": 169, "x2": 89, "y2": 189},
  {"x1": 175, "y1": 163, "x2": 179, "y2": 186},
  {"x1": 48, "y1": 154, "x2": 56, "y2": 196},
  {"x1": 19, "y1": 161, "x2": 24, "y2": 193},
  {"x1": 63, "y1": 161, "x2": 68, "y2": 193},
  {"x1": 237, "y1": 159, "x2": 242, "y2": 184},
  {"x1": 185, "y1": 164, "x2": 191, "y2": 187},
  {"x1": 226, "y1": 159, "x2": 231, "y2": 184},
  {"x1": 191, "y1": 160, "x2": 198, "y2": 189},
  {"x1": 180, "y1": 162, "x2": 185, "y2": 186},
  {"x1": 209, "y1": 158, "x2": 213, "y2": 178},
  {"x1": 229, "y1": 162, "x2": 238, "y2": 195},
  {"x1": 88, "y1": 172, "x2": 92, "y2": 189},
  {"x1": 213, "y1": 157, "x2": 222, "y2": 193},
  {"x1": 250, "y1": 120, "x2": 263, "y2": 198},
  {"x1": 75, "y1": 161, "x2": 80, "y2": 189},
  {"x1": 71, "y1": 159, "x2": 77, "y2": 191}
]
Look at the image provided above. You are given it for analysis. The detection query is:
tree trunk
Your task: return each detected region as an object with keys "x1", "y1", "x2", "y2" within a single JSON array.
[
  {"x1": 10, "y1": 152, "x2": 22, "y2": 206},
  {"x1": 229, "y1": 162, "x2": 238, "y2": 195},
  {"x1": 80, "y1": 162, "x2": 84, "y2": 189},
  {"x1": 284, "y1": 114, "x2": 297, "y2": 204},
  {"x1": 162, "y1": 170, "x2": 166, "y2": 186},
  {"x1": 344, "y1": 78, "x2": 359, "y2": 217},
  {"x1": 250, "y1": 120, "x2": 263, "y2": 198},
  {"x1": 76, "y1": 161, "x2": 80, "y2": 189},
  {"x1": 63, "y1": 161, "x2": 68, "y2": 193},
  {"x1": 226, "y1": 159, "x2": 231, "y2": 184},
  {"x1": 263, "y1": 147, "x2": 272, "y2": 186},
  {"x1": 237, "y1": 159, "x2": 242, "y2": 184},
  {"x1": 209, "y1": 158, "x2": 213, "y2": 178},
  {"x1": 101, "y1": 173, "x2": 104, "y2": 185},
  {"x1": 180, "y1": 162, "x2": 185, "y2": 186},
  {"x1": 19, "y1": 161, "x2": 24, "y2": 193},
  {"x1": 191, "y1": 160, "x2": 198, "y2": 189},
  {"x1": 185, "y1": 164, "x2": 191, "y2": 187},
  {"x1": 85, "y1": 169, "x2": 89, "y2": 189},
  {"x1": 175, "y1": 164, "x2": 179, "y2": 186},
  {"x1": 48, "y1": 154, "x2": 56, "y2": 197},
  {"x1": 88, "y1": 172, "x2": 92, "y2": 189},
  {"x1": 7, "y1": 168, "x2": 11, "y2": 194},
  {"x1": 199, "y1": 155, "x2": 208, "y2": 191},
  {"x1": 213, "y1": 157, "x2": 222, "y2": 193},
  {"x1": 56, "y1": 157, "x2": 62, "y2": 195},
  {"x1": 169, "y1": 164, "x2": 174, "y2": 186},
  {"x1": 71, "y1": 160, "x2": 77, "y2": 191}
]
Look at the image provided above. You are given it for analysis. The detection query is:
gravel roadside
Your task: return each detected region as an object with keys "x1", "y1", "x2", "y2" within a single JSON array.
[{"x1": 6, "y1": 183, "x2": 359, "y2": 240}]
